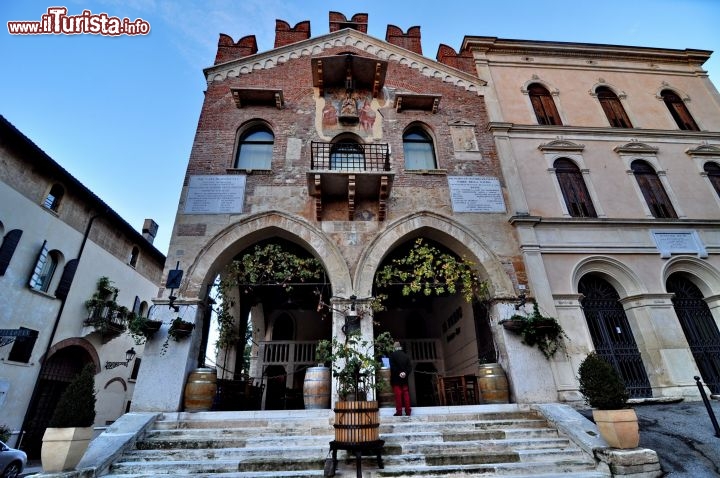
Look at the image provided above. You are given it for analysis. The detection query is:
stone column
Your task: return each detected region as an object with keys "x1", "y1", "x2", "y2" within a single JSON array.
[
  {"x1": 620, "y1": 293, "x2": 701, "y2": 398},
  {"x1": 131, "y1": 301, "x2": 203, "y2": 411}
]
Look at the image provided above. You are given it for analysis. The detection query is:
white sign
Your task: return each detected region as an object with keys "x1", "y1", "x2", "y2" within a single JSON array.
[
  {"x1": 448, "y1": 176, "x2": 506, "y2": 213},
  {"x1": 184, "y1": 175, "x2": 246, "y2": 214},
  {"x1": 651, "y1": 230, "x2": 708, "y2": 258}
]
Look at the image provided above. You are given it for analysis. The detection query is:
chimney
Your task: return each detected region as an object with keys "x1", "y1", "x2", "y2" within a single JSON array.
[
  {"x1": 436, "y1": 44, "x2": 476, "y2": 75},
  {"x1": 274, "y1": 19, "x2": 311, "y2": 48},
  {"x1": 142, "y1": 219, "x2": 159, "y2": 245},
  {"x1": 329, "y1": 12, "x2": 368, "y2": 33},
  {"x1": 386, "y1": 25, "x2": 422, "y2": 55},
  {"x1": 214, "y1": 34, "x2": 258, "y2": 65}
]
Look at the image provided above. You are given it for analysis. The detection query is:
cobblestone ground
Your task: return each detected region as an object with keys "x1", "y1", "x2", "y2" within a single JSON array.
[{"x1": 632, "y1": 401, "x2": 720, "y2": 477}]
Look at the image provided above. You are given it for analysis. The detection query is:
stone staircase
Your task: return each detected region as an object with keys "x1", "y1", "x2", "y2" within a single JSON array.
[{"x1": 102, "y1": 405, "x2": 608, "y2": 477}]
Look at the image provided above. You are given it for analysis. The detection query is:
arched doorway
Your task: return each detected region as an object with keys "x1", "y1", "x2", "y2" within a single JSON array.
[
  {"x1": 579, "y1": 274, "x2": 651, "y2": 398},
  {"x1": 372, "y1": 237, "x2": 493, "y2": 407},
  {"x1": 667, "y1": 274, "x2": 720, "y2": 393},
  {"x1": 213, "y1": 237, "x2": 332, "y2": 410},
  {"x1": 21, "y1": 345, "x2": 95, "y2": 458}
]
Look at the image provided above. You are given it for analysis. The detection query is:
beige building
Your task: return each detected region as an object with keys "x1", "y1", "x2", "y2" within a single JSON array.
[
  {"x1": 464, "y1": 37, "x2": 720, "y2": 401},
  {"x1": 0, "y1": 116, "x2": 165, "y2": 457}
]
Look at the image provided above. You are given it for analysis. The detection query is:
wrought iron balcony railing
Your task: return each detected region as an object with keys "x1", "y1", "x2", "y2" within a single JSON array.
[{"x1": 310, "y1": 142, "x2": 390, "y2": 172}]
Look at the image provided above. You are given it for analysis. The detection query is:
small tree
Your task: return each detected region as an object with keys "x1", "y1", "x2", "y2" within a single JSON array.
[
  {"x1": 48, "y1": 363, "x2": 97, "y2": 428},
  {"x1": 578, "y1": 352, "x2": 629, "y2": 410}
]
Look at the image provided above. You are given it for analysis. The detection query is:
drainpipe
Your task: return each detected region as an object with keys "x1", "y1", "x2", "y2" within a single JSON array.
[{"x1": 17, "y1": 209, "x2": 107, "y2": 449}]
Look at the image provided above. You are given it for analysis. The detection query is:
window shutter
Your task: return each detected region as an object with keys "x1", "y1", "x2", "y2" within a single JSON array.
[
  {"x1": 0, "y1": 229, "x2": 23, "y2": 275},
  {"x1": 132, "y1": 296, "x2": 141, "y2": 315},
  {"x1": 28, "y1": 240, "x2": 48, "y2": 289},
  {"x1": 54, "y1": 258, "x2": 79, "y2": 300}
]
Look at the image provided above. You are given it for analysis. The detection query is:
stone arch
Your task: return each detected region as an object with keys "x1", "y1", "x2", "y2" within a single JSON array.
[
  {"x1": 572, "y1": 256, "x2": 646, "y2": 298},
  {"x1": 43, "y1": 337, "x2": 100, "y2": 371},
  {"x1": 181, "y1": 210, "x2": 352, "y2": 300},
  {"x1": 354, "y1": 211, "x2": 515, "y2": 298},
  {"x1": 104, "y1": 376, "x2": 128, "y2": 391},
  {"x1": 662, "y1": 255, "x2": 720, "y2": 297}
]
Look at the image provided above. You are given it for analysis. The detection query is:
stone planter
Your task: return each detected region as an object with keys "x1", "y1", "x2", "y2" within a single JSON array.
[
  {"x1": 592, "y1": 408, "x2": 639, "y2": 449},
  {"x1": 41, "y1": 426, "x2": 93, "y2": 472}
]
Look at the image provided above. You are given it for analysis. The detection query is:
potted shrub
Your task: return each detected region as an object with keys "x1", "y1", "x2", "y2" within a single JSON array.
[
  {"x1": 317, "y1": 331, "x2": 395, "y2": 444},
  {"x1": 160, "y1": 317, "x2": 194, "y2": 355},
  {"x1": 41, "y1": 363, "x2": 97, "y2": 472},
  {"x1": 500, "y1": 302, "x2": 567, "y2": 359},
  {"x1": 578, "y1": 352, "x2": 639, "y2": 448}
]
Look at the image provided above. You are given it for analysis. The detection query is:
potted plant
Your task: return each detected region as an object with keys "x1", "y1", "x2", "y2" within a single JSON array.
[
  {"x1": 84, "y1": 277, "x2": 127, "y2": 335},
  {"x1": 41, "y1": 363, "x2": 97, "y2": 472},
  {"x1": 127, "y1": 313, "x2": 163, "y2": 345},
  {"x1": 500, "y1": 302, "x2": 567, "y2": 359},
  {"x1": 578, "y1": 352, "x2": 638, "y2": 449},
  {"x1": 317, "y1": 331, "x2": 395, "y2": 444},
  {"x1": 168, "y1": 317, "x2": 194, "y2": 339}
]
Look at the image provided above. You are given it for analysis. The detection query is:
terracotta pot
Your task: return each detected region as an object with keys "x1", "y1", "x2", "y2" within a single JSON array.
[
  {"x1": 41, "y1": 426, "x2": 93, "y2": 472},
  {"x1": 592, "y1": 408, "x2": 639, "y2": 448}
]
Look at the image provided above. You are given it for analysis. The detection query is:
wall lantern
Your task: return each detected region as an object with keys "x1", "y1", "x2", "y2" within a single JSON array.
[
  {"x1": 342, "y1": 295, "x2": 361, "y2": 336},
  {"x1": 105, "y1": 347, "x2": 137, "y2": 370}
]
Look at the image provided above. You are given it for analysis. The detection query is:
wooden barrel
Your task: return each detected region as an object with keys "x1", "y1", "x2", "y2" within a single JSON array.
[
  {"x1": 184, "y1": 368, "x2": 217, "y2": 411},
  {"x1": 377, "y1": 368, "x2": 394, "y2": 408},
  {"x1": 477, "y1": 363, "x2": 509, "y2": 404},
  {"x1": 333, "y1": 400, "x2": 380, "y2": 444},
  {"x1": 303, "y1": 366, "x2": 331, "y2": 409}
]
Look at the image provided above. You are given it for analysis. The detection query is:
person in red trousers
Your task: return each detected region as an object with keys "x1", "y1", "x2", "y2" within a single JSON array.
[{"x1": 389, "y1": 341, "x2": 412, "y2": 416}]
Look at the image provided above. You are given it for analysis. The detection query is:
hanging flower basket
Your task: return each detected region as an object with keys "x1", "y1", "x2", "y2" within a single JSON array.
[{"x1": 500, "y1": 302, "x2": 567, "y2": 359}]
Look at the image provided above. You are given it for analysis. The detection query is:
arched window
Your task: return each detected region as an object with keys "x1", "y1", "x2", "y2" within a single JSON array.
[
  {"x1": 29, "y1": 243, "x2": 59, "y2": 292},
  {"x1": 528, "y1": 84, "x2": 562, "y2": 125},
  {"x1": 631, "y1": 160, "x2": 677, "y2": 218},
  {"x1": 403, "y1": 127, "x2": 436, "y2": 170},
  {"x1": 661, "y1": 90, "x2": 699, "y2": 131},
  {"x1": 704, "y1": 161, "x2": 720, "y2": 198},
  {"x1": 235, "y1": 126, "x2": 274, "y2": 169},
  {"x1": 596, "y1": 86, "x2": 633, "y2": 128},
  {"x1": 554, "y1": 158, "x2": 596, "y2": 217},
  {"x1": 43, "y1": 184, "x2": 65, "y2": 211},
  {"x1": 330, "y1": 141, "x2": 364, "y2": 171},
  {"x1": 128, "y1": 246, "x2": 139, "y2": 268}
]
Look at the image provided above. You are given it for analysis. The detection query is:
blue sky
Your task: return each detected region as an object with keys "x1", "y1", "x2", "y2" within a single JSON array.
[{"x1": 2, "y1": 0, "x2": 719, "y2": 254}]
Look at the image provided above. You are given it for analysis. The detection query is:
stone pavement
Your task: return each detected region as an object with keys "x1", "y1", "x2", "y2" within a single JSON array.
[{"x1": 634, "y1": 400, "x2": 720, "y2": 477}]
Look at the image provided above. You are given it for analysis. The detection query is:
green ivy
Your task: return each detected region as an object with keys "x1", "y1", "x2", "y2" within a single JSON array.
[{"x1": 375, "y1": 238, "x2": 487, "y2": 303}]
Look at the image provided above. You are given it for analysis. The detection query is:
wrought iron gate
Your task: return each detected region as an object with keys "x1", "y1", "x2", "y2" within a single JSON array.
[
  {"x1": 667, "y1": 275, "x2": 720, "y2": 394},
  {"x1": 579, "y1": 276, "x2": 652, "y2": 398}
]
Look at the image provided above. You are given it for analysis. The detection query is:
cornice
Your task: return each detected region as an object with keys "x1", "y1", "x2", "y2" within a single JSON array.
[
  {"x1": 462, "y1": 36, "x2": 711, "y2": 66},
  {"x1": 203, "y1": 29, "x2": 486, "y2": 92},
  {"x1": 487, "y1": 122, "x2": 720, "y2": 141}
]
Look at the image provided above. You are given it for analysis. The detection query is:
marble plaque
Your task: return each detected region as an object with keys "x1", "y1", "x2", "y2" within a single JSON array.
[
  {"x1": 184, "y1": 175, "x2": 246, "y2": 214},
  {"x1": 448, "y1": 176, "x2": 506, "y2": 213},
  {"x1": 651, "y1": 230, "x2": 708, "y2": 258}
]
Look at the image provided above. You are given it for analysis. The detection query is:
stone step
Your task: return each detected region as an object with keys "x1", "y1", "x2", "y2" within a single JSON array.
[{"x1": 103, "y1": 405, "x2": 606, "y2": 477}]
